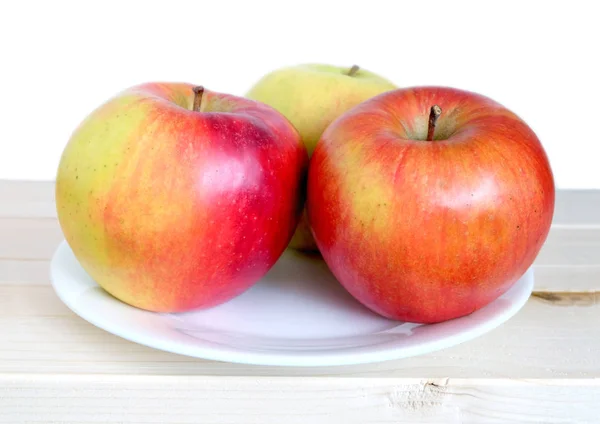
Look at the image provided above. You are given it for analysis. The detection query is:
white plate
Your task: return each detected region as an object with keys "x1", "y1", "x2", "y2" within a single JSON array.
[{"x1": 50, "y1": 241, "x2": 533, "y2": 367}]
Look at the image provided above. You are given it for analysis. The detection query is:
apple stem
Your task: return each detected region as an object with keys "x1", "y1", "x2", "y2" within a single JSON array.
[
  {"x1": 347, "y1": 65, "x2": 360, "y2": 77},
  {"x1": 427, "y1": 105, "x2": 442, "y2": 141},
  {"x1": 192, "y1": 86, "x2": 204, "y2": 112}
]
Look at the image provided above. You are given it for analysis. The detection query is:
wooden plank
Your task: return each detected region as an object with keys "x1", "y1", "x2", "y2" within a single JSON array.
[
  {"x1": 0, "y1": 285, "x2": 598, "y2": 378},
  {"x1": 534, "y1": 227, "x2": 600, "y2": 291},
  {"x1": 1, "y1": 181, "x2": 599, "y2": 289},
  {"x1": 2, "y1": 180, "x2": 599, "y2": 223},
  {"x1": 0, "y1": 374, "x2": 598, "y2": 424},
  {"x1": 553, "y1": 189, "x2": 600, "y2": 226},
  {"x1": 536, "y1": 227, "x2": 600, "y2": 266},
  {"x1": 0, "y1": 218, "x2": 63, "y2": 260},
  {"x1": 534, "y1": 266, "x2": 600, "y2": 292},
  {"x1": 0, "y1": 180, "x2": 56, "y2": 218},
  {"x1": 2, "y1": 180, "x2": 598, "y2": 224},
  {"x1": 0, "y1": 259, "x2": 50, "y2": 285},
  {"x1": 1, "y1": 217, "x2": 598, "y2": 291}
]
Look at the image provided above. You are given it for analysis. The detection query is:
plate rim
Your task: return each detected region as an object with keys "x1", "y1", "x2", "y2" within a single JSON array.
[{"x1": 49, "y1": 240, "x2": 534, "y2": 367}]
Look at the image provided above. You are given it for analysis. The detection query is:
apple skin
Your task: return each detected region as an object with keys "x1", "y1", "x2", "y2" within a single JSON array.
[
  {"x1": 247, "y1": 64, "x2": 397, "y2": 251},
  {"x1": 56, "y1": 83, "x2": 308, "y2": 312},
  {"x1": 307, "y1": 86, "x2": 555, "y2": 323}
]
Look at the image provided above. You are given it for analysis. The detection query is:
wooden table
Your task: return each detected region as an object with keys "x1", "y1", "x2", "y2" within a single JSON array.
[{"x1": 1, "y1": 181, "x2": 599, "y2": 423}]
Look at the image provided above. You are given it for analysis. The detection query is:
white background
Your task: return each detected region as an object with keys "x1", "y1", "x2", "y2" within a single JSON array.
[{"x1": 0, "y1": 0, "x2": 598, "y2": 188}]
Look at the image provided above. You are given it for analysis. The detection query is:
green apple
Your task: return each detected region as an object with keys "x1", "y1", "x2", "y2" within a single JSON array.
[{"x1": 247, "y1": 63, "x2": 397, "y2": 250}]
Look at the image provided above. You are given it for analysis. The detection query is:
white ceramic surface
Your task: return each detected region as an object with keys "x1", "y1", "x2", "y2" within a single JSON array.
[{"x1": 50, "y1": 241, "x2": 534, "y2": 367}]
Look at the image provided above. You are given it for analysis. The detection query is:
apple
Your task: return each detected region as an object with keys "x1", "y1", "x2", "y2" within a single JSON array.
[
  {"x1": 307, "y1": 86, "x2": 555, "y2": 323},
  {"x1": 246, "y1": 63, "x2": 397, "y2": 250},
  {"x1": 56, "y1": 83, "x2": 308, "y2": 312}
]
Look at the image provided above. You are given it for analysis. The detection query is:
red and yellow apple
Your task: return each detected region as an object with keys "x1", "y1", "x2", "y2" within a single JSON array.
[
  {"x1": 308, "y1": 86, "x2": 555, "y2": 323},
  {"x1": 246, "y1": 63, "x2": 397, "y2": 250},
  {"x1": 56, "y1": 83, "x2": 308, "y2": 312}
]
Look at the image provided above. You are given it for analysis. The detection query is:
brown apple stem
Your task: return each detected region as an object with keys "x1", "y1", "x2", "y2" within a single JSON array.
[
  {"x1": 426, "y1": 105, "x2": 442, "y2": 141},
  {"x1": 347, "y1": 65, "x2": 360, "y2": 77},
  {"x1": 192, "y1": 86, "x2": 204, "y2": 112}
]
